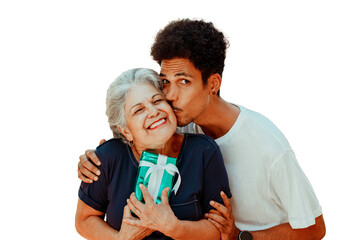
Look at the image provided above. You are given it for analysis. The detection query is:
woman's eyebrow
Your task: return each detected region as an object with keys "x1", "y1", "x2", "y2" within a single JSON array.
[
  {"x1": 130, "y1": 102, "x2": 142, "y2": 111},
  {"x1": 130, "y1": 94, "x2": 163, "y2": 111},
  {"x1": 152, "y1": 93, "x2": 163, "y2": 99}
]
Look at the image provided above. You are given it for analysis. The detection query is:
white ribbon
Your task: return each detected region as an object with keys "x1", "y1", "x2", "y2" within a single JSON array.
[{"x1": 139, "y1": 154, "x2": 181, "y2": 203}]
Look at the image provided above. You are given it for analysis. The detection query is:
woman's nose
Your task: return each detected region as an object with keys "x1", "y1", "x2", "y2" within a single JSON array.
[{"x1": 147, "y1": 104, "x2": 159, "y2": 118}]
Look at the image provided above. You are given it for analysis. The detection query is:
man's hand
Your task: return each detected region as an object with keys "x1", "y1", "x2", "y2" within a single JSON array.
[
  {"x1": 77, "y1": 139, "x2": 105, "y2": 183},
  {"x1": 205, "y1": 191, "x2": 240, "y2": 240}
]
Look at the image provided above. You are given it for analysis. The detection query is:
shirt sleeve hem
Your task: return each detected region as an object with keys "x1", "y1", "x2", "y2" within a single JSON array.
[
  {"x1": 289, "y1": 206, "x2": 323, "y2": 229},
  {"x1": 78, "y1": 187, "x2": 106, "y2": 213}
]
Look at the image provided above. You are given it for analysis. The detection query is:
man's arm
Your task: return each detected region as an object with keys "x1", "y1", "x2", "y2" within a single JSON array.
[
  {"x1": 77, "y1": 139, "x2": 106, "y2": 183},
  {"x1": 206, "y1": 192, "x2": 326, "y2": 240},
  {"x1": 251, "y1": 215, "x2": 325, "y2": 240}
]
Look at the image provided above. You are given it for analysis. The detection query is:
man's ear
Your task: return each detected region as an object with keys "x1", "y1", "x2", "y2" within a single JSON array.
[
  {"x1": 117, "y1": 126, "x2": 133, "y2": 142},
  {"x1": 208, "y1": 73, "x2": 222, "y2": 96}
]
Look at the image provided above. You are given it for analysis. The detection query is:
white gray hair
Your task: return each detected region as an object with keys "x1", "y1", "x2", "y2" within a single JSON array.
[{"x1": 106, "y1": 68, "x2": 163, "y2": 143}]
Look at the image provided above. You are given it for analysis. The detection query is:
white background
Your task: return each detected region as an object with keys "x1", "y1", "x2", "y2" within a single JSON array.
[{"x1": 0, "y1": 0, "x2": 359, "y2": 239}]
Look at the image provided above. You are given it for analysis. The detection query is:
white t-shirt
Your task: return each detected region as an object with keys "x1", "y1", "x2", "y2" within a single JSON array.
[{"x1": 178, "y1": 105, "x2": 322, "y2": 231}]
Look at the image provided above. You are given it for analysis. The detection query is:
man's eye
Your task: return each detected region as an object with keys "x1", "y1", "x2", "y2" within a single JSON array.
[
  {"x1": 180, "y1": 79, "x2": 189, "y2": 84},
  {"x1": 162, "y1": 79, "x2": 170, "y2": 84}
]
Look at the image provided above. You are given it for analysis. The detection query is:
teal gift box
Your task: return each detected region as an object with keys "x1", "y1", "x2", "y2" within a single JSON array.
[{"x1": 134, "y1": 151, "x2": 181, "y2": 204}]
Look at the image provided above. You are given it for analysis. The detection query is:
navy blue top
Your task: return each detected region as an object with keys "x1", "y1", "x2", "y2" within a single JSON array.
[{"x1": 79, "y1": 133, "x2": 231, "y2": 239}]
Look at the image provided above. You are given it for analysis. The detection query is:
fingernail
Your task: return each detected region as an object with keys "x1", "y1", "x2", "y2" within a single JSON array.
[
  {"x1": 94, "y1": 176, "x2": 98, "y2": 181},
  {"x1": 139, "y1": 184, "x2": 144, "y2": 188},
  {"x1": 210, "y1": 201, "x2": 214, "y2": 205},
  {"x1": 96, "y1": 170, "x2": 101, "y2": 175},
  {"x1": 89, "y1": 180, "x2": 93, "y2": 183},
  {"x1": 97, "y1": 162, "x2": 101, "y2": 166}
]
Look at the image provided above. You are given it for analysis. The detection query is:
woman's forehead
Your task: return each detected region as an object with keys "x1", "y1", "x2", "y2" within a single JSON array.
[{"x1": 126, "y1": 83, "x2": 162, "y2": 107}]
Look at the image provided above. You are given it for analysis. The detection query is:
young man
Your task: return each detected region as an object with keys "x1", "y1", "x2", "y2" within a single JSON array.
[{"x1": 78, "y1": 19, "x2": 326, "y2": 239}]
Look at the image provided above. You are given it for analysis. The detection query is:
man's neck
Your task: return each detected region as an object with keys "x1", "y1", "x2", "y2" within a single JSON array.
[{"x1": 194, "y1": 97, "x2": 240, "y2": 140}]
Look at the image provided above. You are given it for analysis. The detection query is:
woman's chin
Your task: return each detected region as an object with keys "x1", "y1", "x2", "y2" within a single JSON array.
[{"x1": 148, "y1": 130, "x2": 175, "y2": 147}]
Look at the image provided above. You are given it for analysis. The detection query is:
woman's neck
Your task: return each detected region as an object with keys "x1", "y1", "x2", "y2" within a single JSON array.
[{"x1": 131, "y1": 133, "x2": 184, "y2": 162}]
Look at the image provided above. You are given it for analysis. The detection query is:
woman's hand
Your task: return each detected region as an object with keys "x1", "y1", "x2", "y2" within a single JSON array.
[
  {"x1": 117, "y1": 205, "x2": 154, "y2": 240},
  {"x1": 123, "y1": 184, "x2": 179, "y2": 236}
]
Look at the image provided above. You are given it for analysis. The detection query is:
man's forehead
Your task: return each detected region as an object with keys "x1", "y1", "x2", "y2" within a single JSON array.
[{"x1": 159, "y1": 58, "x2": 196, "y2": 77}]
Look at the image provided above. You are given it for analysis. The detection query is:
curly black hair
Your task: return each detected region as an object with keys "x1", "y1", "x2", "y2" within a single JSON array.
[{"x1": 151, "y1": 19, "x2": 229, "y2": 85}]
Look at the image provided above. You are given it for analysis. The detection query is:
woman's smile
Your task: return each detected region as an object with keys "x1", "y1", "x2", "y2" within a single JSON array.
[{"x1": 148, "y1": 118, "x2": 167, "y2": 130}]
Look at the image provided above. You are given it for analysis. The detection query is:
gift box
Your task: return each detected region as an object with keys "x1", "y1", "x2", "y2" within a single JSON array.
[{"x1": 134, "y1": 151, "x2": 181, "y2": 204}]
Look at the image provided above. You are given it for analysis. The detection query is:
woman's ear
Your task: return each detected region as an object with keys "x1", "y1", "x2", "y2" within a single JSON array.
[
  {"x1": 118, "y1": 126, "x2": 133, "y2": 142},
  {"x1": 208, "y1": 73, "x2": 222, "y2": 96}
]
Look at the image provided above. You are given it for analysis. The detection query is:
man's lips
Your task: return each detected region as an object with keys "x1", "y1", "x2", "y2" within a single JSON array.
[
  {"x1": 148, "y1": 118, "x2": 167, "y2": 130},
  {"x1": 171, "y1": 106, "x2": 182, "y2": 112}
]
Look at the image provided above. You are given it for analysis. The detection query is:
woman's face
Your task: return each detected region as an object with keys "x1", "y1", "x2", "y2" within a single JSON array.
[{"x1": 121, "y1": 82, "x2": 177, "y2": 149}]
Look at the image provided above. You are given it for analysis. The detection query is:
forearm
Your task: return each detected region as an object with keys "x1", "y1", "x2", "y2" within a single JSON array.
[
  {"x1": 169, "y1": 219, "x2": 220, "y2": 240},
  {"x1": 250, "y1": 215, "x2": 325, "y2": 240},
  {"x1": 76, "y1": 215, "x2": 118, "y2": 240}
]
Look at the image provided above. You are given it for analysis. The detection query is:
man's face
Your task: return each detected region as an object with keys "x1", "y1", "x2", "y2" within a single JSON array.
[{"x1": 160, "y1": 58, "x2": 211, "y2": 127}]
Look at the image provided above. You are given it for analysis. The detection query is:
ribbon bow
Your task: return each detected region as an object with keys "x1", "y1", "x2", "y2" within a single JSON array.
[{"x1": 139, "y1": 154, "x2": 181, "y2": 203}]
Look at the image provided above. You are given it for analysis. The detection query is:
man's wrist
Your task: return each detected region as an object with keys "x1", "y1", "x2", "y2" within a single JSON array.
[
  {"x1": 233, "y1": 227, "x2": 241, "y2": 240},
  {"x1": 238, "y1": 229, "x2": 253, "y2": 240}
]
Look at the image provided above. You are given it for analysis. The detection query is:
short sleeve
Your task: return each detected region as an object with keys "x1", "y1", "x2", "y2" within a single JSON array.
[
  {"x1": 201, "y1": 144, "x2": 232, "y2": 213},
  {"x1": 78, "y1": 149, "x2": 109, "y2": 212},
  {"x1": 269, "y1": 150, "x2": 322, "y2": 229}
]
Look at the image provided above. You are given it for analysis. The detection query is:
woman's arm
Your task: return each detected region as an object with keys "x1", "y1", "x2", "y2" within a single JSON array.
[
  {"x1": 125, "y1": 185, "x2": 220, "y2": 240},
  {"x1": 75, "y1": 199, "x2": 153, "y2": 240},
  {"x1": 75, "y1": 199, "x2": 118, "y2": 240}
]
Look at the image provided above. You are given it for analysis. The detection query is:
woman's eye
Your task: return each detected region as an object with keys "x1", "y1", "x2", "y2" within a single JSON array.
[
  {"x1": 162, "y1": 79, "x2": 170, "y2": 84},
  {"x1": 154, "y1": 99, "x2": 163, "y2": 104},
  {"x1": 134, "y1": 108, "x2": 144, "y2": 114}
]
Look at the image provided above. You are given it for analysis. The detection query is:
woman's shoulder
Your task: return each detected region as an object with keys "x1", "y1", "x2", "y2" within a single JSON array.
[
  {"x1": 182, "y1": 134, "x2": 225, "y2": 172},
  {"x1": 184, "y1": 133, "x2": 220, "y2": 153},
  {"x1": 186, "y1": 133, "x2": 218, "y2": 147},
  {"x1": 94, "y1": 138, "x2": 129, "y2": 164}
]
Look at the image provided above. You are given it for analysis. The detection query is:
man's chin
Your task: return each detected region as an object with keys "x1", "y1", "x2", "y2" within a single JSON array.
[{"x1": 176, "y1": 118, "x2": 193, "y2": 127}]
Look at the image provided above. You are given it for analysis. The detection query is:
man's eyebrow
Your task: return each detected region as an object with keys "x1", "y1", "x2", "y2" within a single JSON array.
[
  {"x1": 159, "y1": 72, "x2": 193, "y2": 78},
  {"x1": 175, "y1": 72, "x2": 193, "y2": 78}
]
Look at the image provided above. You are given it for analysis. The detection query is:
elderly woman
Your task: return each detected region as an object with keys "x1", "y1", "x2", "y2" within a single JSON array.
[{"x1": 75, "y1": 68, "x2": 231, "y2": 240}]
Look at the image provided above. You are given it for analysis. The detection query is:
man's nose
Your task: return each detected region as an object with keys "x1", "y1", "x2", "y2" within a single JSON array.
[{"x1": 164, "y1": 84, "x2": 178, "y2": 102}]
